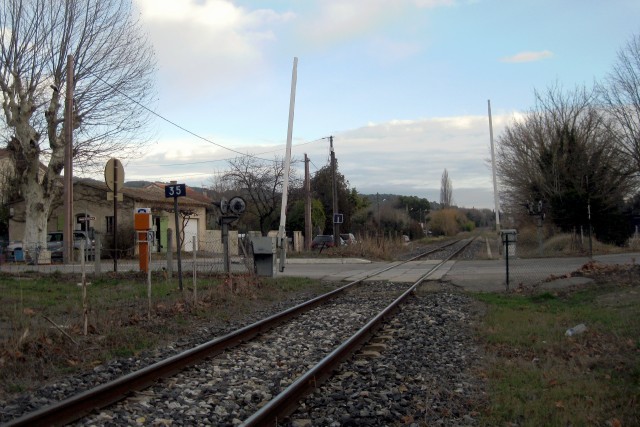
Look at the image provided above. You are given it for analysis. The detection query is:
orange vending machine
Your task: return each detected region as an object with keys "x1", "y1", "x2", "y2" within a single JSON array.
[{"x1": 134, "y1": 208, "x2": 153, "y2": 273}]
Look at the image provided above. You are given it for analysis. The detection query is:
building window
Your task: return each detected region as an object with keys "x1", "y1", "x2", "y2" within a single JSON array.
[{"x1": 106, "y1": 216, "x2": 114, "y2": 233}]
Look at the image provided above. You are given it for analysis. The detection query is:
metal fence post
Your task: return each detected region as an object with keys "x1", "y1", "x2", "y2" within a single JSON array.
[
  {"x1": 94, "y1": 234, "x2": 101, "y2": 275},
  {"x1": 192, "y1": 236, "x2": 197, "y2": 304},
  {"x1": 166, "y1": 229, "x2": 173, "y2": 278},
  {"x1": 505, "y1": 233, "x2": 510, "y2": 291}
]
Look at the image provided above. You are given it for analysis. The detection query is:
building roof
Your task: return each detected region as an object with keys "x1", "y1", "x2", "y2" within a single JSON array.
[
  {"x1": 149, "y1": 182, "x2": 216, "y2": 204},
  {"x1": 76, "y1": 179, "x2": 211, "y2": 208}
]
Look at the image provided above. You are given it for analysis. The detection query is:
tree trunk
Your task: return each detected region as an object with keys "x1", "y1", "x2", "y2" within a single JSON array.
[
  {"x1": 1, "y1": 0, "x2": 156, "y2": 254},
  {"x1": 22, "y1": 178, "x2": 52, "y2": 251}
]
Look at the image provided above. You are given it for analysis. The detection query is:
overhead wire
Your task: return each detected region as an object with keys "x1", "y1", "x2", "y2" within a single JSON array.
[
  {"x1": 156, "y1": 137, "x2": 328, "y2": 167},
  {"x1": 80, "y1": 66, "x2": 335, "y2": 172},
  {"x1": 80, "y1": 66, "x2": 275, "y2": 162},
  {"x1": 309, "y1": 158, "x2": 321, "y2": 171}
]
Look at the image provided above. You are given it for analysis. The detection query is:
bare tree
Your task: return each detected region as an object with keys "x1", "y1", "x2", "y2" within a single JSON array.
[
  {"x1": 598, "y1": 32, "x2": 640, "y2": 176},
  {"x1": 497, "y1": 85, "x2": 635, "y2": 242},
  {"x1": 221, "y1": 156, "x2": 295, "y2": 236},
  {"x1": 0, "y1": 0, "x2": 156, "y2": 248},
  {"x1": 178, "y1": 208, "x2": 196, "y2": 250},
  {"x1": 207, "y1": 169, "x2": 237, "y2": 195},
  {"x1": 440, "y1": 169, "x2": 453, "y2": 208}
]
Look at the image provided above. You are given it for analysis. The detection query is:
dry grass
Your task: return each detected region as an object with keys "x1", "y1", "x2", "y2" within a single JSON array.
[
  {"x1": 496, "y1": 226, "x2": 633, "y2": 258},
  {"x1": 303, "y1": 234, "x2": 418, "y2": 260},
  {"x1": 0, "y1": 272, "x2": 335, "y2": 400}
]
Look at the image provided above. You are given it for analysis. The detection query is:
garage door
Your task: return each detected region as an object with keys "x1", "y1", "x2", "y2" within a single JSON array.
[{"x1": 183, "y1": 219, "x2": 198, "y2": 252}]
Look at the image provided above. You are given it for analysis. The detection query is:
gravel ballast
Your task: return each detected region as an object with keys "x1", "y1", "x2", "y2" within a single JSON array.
[
  {"x1": 2, "y1": 283, "x2": 485, "y2": 426},
  {"x1": 287, "y1": 290, "x2": 485, "y2": 426}
]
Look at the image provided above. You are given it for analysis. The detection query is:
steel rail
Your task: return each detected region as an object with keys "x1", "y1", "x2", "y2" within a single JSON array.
[
  {"x1": 241, "y1": 238, "x2": 474, "y2": 426},
  {"x1": 3, "y1": 239, "x2": 463, "y2": 427}
]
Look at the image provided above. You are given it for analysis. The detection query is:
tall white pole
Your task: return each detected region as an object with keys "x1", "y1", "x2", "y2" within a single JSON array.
[
  {"x1": 278, "y1": 57, "x2": 298, "y2": 273},
  {"x1": 488, "y1": 100, "x2": 501, "y2": 231}
]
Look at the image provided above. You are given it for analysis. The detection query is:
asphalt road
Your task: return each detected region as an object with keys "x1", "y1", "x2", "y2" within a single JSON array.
[
  {"x1": 2, "y1": 252, "x2": 638, "y2": 293},
  {"x1": 280, "y1": 252, "x2": 640, "y2": 292}
]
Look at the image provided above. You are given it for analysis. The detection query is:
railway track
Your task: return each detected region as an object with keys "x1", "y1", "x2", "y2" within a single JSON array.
[{"x1": 3, "y1": 238, "x2": 474, "y2": 427}]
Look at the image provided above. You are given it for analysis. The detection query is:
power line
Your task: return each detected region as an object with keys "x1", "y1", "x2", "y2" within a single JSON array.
[
  {"x1": 127, "y1": 171, "x2": 214, "y2": 180},
  {"x1": 158, "y1": 158, "x2": 232, "y2": 167},
  {"x1": 154, "y1": 138, "x2": 327, "y2": 167},
  {"x1": 80, "y1": 67, "x2": 272, "y2": 161},
  {"x1": 81, "y1": 67, "x2": 332, "y2": 168}
]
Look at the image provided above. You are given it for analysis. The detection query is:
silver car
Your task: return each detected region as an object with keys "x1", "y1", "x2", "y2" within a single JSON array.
[{"x1": 47, "y1": 231, "x2": 95, "y2": 261}]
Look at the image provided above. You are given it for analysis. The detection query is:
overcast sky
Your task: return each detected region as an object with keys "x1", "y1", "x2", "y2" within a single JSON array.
[{"x1": 108, "y1": 0, "x2": 640, "y2": 209}]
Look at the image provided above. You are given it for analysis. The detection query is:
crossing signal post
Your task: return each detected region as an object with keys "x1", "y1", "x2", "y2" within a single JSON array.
[
  {"x1": 215, "y1": 196, "x2": 246, "y2": 274},
  {"x1": 134, "y1": 208, "x2": 152, "y2": 273}
]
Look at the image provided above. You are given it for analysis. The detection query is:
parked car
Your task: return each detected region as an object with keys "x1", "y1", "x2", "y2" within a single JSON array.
[
  {"x1": 47, "y1": 231, "x2": 95, "y2": 261},
  {"x1": 340, "y1": 233, "x2": 357, "y2": 245},
  {"x1": 311, "y1": 235, "x2": 345, "y2": 249}
]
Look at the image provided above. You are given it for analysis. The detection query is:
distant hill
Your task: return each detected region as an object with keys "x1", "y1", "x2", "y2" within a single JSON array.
[{"x1": 123, "y1": 180, "x2": 153, "y2": 188}]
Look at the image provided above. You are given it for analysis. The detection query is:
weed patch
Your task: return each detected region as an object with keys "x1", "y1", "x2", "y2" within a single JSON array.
[
  {"x1": 475, "y1": 280, "x2": 640, "y2": 426},
  {"x1": 0, "y1": 272, "x2": 335, "y2": 400}
]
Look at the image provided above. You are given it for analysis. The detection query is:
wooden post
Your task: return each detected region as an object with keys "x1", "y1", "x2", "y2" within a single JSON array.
[
  {"x1": 166, "y1": 229, "x2": 173, "y2": 278},
  {"x1": 304, "y1": 153, "x2": 312, "y2": 250},
  {"x1": 147, "y1": 235, "x2": 152, "y2": 320},
  {"x1": 63, "y1": 55, "x2": 74, "y2": 264},
  {"x1": 192, "y1": 236, "x2": 197, "y2": 305},
  {"x1": 81, "y1": 240, "x2": 88, "y2": 336}
]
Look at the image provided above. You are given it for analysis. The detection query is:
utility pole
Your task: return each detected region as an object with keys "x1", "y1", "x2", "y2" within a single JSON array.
[
  {"x1": 113, "y1": 161, "x2": 118, "y2": 272},
  {"x1": 63, "y1": 55, "x2": 74, "y2": 264},
  {"x1": 488, "y1": 100, "x2": 501, "y2": 232},
  {"x1": 330, "y1": 136, "x2": 340, "y2": 245},
  {"x1": 304, "y1": 153, "x2": 312, "y2": 250}
]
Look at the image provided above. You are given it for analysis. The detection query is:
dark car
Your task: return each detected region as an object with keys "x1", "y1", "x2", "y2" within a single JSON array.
[{"x1": 311, "y1": 235, "x2": 344, "y2": 249}]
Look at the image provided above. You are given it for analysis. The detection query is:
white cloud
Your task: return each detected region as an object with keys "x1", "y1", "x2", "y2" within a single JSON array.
[
  {"x1": 298, "y1": 1, "x2": 399, "y2": 47},
  {"x1": 301, "y1": 114, "x2": 514, "y2": 208},
  {"x1": 110, "y1": 111, "x2": 518, "y2": 209},
  {"x1": 295, "y1": 0, "x2": 454, "y2": 49},
  {"x1": 500, "y1": 50, "x2": 554, "y2": 63},
  {"x1": 413, "y1": 0, "x2": 456, "y2": 7},
  {"x1": 134, "y1": 0, "x2": 293, "y2": 96},
  {"x1": 113, "y1": 112, "x2": 513, "y2": 208}
]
